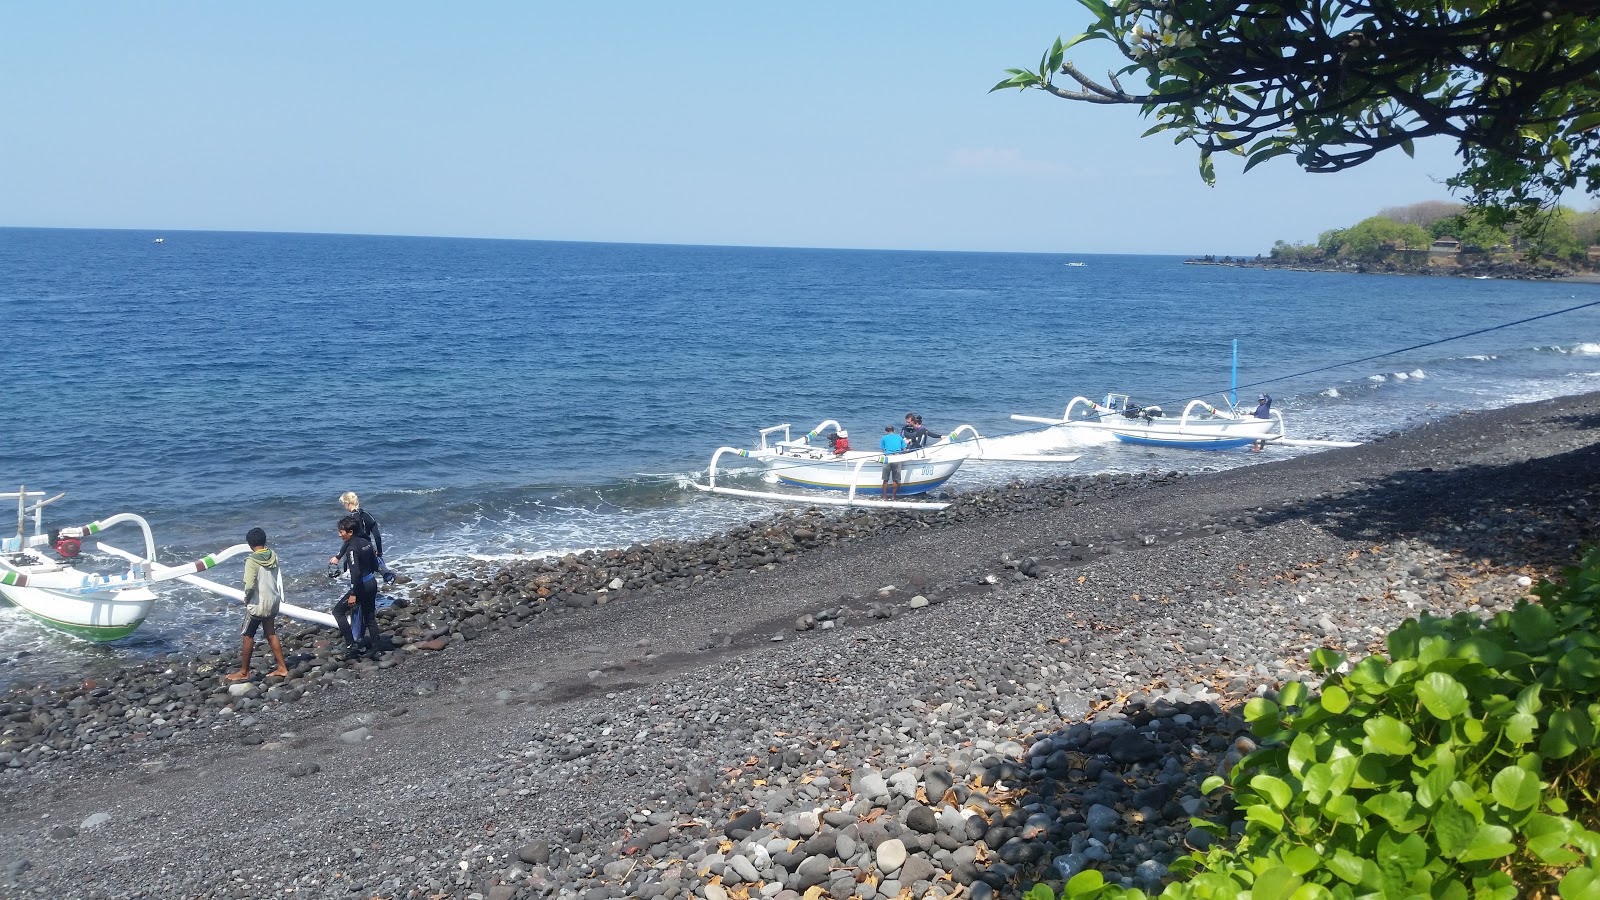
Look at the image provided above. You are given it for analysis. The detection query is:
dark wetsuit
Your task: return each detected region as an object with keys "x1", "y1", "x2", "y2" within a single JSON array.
[
  {"x1": 333, "y1": 534, "x2": 380, "y2": 648},
  {"x1": 901, "y1": 424, "x2": 943, "y2": 449},
  {"x1": 349, "y1": 508, "x2": 384, "y2": 559}
]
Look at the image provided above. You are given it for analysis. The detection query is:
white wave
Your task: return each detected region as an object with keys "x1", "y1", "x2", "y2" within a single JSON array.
[
  {"x1": 389, "y1": 486, "x2": 448, "y2": 495},
  {"x1": 1368, "y1": 374, "x2": 1388, "y2": 382},
  {"x1": 1463, "y1": 355, "x2": 1496, "y2": 362},
  {"x1": 1574, "y1": 342, "x2": 1600, "y2": 355},
  {"x1": 1392, "y1": 372, "x2": 1409, "y2": 381},
  {"x1": 1321, "y1": 388, "x2": 1341, "y2": 398},
  {"x1": 979, "y1": 425, "x2": 1113, "y2": 452},
  {"x1": 1409, "y1": 369, "x2": 1426, "y2": 379}
]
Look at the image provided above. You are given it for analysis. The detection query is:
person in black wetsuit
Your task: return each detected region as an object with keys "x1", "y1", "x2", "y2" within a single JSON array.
[
  {"x1": 901, "y1": 413, "x2": 943, "y2": 450},
  {"x1": 330, "y1": 515, "x2": 381, "y2": 656},
  {"x1": 332, "y1": 490, "x2": 402, "y2": 604}
]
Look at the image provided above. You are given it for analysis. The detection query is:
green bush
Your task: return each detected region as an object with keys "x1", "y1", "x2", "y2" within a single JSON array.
[{"x1": 1025, "y1": 547, "x2": 1600, "y2": 900}]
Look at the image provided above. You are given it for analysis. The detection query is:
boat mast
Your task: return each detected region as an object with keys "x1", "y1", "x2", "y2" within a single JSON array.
[{"x1": 1230, "y1": 340, "x2": 1238, "y2": 410}]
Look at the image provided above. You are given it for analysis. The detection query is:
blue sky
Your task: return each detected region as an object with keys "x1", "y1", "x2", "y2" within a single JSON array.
[{"x1": 1, "y1": 2, "x2": 1466, "y2": 255}]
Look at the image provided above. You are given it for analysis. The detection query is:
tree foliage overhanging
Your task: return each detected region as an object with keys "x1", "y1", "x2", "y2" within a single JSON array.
[{"x1": 994, "y1": 0, "x2": 1600, "y2": 223}]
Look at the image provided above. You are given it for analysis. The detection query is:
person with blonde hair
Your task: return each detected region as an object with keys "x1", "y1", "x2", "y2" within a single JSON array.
[{"x1": 329, "y1": 491, "x2": 397, "y2": 593}]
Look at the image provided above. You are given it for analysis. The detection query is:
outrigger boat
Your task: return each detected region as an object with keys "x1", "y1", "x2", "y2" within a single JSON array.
[
  {"x1": 1011, "y1": 393, "x2": 1359, "y2": 451},
  {"x1": 0, "y1": 487, "x2": 334, "y2": 642},
  {"x1": 691, "y1": 420, "x2": 1083, "y2": 511}
]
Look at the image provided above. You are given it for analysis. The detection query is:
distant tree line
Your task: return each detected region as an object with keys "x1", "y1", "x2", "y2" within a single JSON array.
[{"x1": 1270, "y1": 202, "x2": 1600, "y2": 268}]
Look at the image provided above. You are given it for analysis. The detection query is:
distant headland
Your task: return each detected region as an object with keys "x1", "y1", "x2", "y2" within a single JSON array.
[{"x1": 1189, "y1": 200, "x2": 1600, "y2": 281}]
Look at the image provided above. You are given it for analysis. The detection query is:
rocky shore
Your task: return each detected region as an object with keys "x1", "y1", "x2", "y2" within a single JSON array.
[{"x1": 1, "y1": 393, "x2": 1597, "y2": 899}]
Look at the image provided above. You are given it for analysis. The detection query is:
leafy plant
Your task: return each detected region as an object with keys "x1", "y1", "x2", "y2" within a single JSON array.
[{"x1": 1023, "y1": 546, "x2": 1600, "y2": 899}]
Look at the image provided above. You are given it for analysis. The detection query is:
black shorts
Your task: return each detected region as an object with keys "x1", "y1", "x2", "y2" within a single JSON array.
[{"x1": 242, "y1": 613, "x2": 277, "y2": 638}]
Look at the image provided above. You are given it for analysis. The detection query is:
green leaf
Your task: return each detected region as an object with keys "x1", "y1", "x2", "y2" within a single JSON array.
[
  {"x1": 1063, "y1": 869, "x2": 1104, "y2": 899},
  {"x1": 1279, "y1": 680, "x2": 1308, "y2": 708},
  {"x1": 1560, "y1": 865, "x2": 1600, "y2": 900},
  {"x1": 1252, "y1": 866, "x2": 1304, "y2": 900},
  {"x1": 1302, "y1": 763, "x2": 1334, "y2": 804},
  {"x1": 1416, "y1": 672, "x2": 1469, "y2": 719},
  {"x1": 1251, "y1": 774, "x2": 1293, "y2": 810},
  {"x1": 1509, "y1": 602, "x2": 1559, "y2": 644},
  {"x1": 1363, "y1": 715, "x2": 1416, "y2": 756},
  {"x1": 1283, "y1": 845, "x2": 1322, "y2": 875},
  {"x1": 1490, "y1": 765, "x2": 1541, "y2": 811},
  {"x1": 1024, "y1": 884, "x2": 1058, "y2": 900},
  {"x1": 1243, "y1": 144, "x2": 1293, "y2": 174},
  {"x1": 1506, "y1": 712, "x2": 1538, "y2": 745},
  {"x1": 1458, "y1": 824, "x2": 1517, "y2": 862},
  {"x1": 1514, "y1": 683, "x2": 1542, "y2": 716},
  {"x1": 1433, "y1": 800, "x2": 1477, "y2": 858},
  {"x1": 1375, "y1": 832, "x2": 1427, "y2": 896},
  {"x1": 1327, "y1": 849, "x2": 1366, "y2": 884},
  {"x1": 1366, "y1": 791, "x2": 1427, "y2": 831},
  {"x1": 1201, "y1": 774, "x2": 1226, "y2": 794},
  {"x1": 990, "y1": 72, "x2": 1042, "y2": 93},
  {"x1": 1323, "y1": 793, "x2": 1360, "y2": 825},
  {"x1": 1529, "y1": 832, "x2": 1584, "y2": 866},
  {"x1": 1247, "y1": 804, "x2": 1286, "y2": 833},
  {"x1": 1542, "y1": 708, "x2": 1583, "y2": 758},
  {"x1": 1320, "y1": 684, "x2": 1350, "y2": 714},
  {"x1": 1309, "y1": 648, "x2": 1346, "y2": 673},
  {"x1": 1245, "y1": 697, "x2": 1280, "y2": 724}
]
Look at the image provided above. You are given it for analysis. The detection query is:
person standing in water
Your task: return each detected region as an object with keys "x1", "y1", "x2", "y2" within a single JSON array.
[{"x1": 225, "y1": 527, "x2": 289, "y2": 682}]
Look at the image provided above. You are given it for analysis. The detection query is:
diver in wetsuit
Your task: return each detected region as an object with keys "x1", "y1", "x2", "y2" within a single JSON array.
[{"x1": 331, "y1": 514, "x2": 381, "y2": 656}]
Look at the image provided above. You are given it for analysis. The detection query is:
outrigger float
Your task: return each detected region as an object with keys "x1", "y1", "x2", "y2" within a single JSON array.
[
  {"x1": 690, "y1": 420, "x2": 1083, "y2": 511},
  {"x1": 1011, "y1": 393, "x2": 1360, "y2": 451},
  {"x1": 0, "y1": 487, "x2": 334, "y2": 642}
]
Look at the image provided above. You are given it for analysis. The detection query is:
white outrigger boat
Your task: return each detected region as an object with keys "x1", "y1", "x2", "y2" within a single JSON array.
[
  {"x1": 1012, "y1": 393, "x2": 1359, "y2": 451},
  {"x1": 691, "y1": 420, "x2": 1083, "y2": 511},
  {"x1": 1, "y1": 487, "x2": 334, "y2": 642}
]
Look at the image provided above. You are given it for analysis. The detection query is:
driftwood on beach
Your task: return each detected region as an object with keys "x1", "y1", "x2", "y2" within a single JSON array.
[{"x1": 0, "y1": 393, "x2": 1596, "y2": 898}]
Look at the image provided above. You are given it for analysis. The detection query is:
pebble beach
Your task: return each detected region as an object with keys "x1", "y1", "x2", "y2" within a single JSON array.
[{"x1": 2, "y1": 392, "x2": 1598, "y2": 900}]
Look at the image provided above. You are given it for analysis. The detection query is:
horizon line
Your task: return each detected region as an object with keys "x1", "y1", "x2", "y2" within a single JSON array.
[{"x1": 0, "y1": 224, "x2": 1226, "y2": 258}]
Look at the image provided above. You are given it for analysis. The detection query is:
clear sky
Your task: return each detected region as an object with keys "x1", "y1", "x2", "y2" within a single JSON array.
[{"x1": 1, "y1": 2, "x2": 1467, "y2": 255}]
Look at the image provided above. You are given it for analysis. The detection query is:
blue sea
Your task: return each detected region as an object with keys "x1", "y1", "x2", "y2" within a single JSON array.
[{"x1": 3, "y1": 227, "x2": 1599, "y2": 687}]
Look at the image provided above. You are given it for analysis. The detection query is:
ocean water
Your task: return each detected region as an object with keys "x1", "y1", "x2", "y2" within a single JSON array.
[{"x1": 3, "y1": 227, "x2": 1599, "y2": 687}]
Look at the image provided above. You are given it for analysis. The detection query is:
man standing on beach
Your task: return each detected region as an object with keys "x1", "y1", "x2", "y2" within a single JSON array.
[
  {"x1": 880, "y1": 424, "x2": 907, "y2": 499},
  {"x1": 331, "y1": 515, "x2": 381, "y2": 657},
  {"x1": 225, "y1": 527, "x2": 289, "y2": 682}
]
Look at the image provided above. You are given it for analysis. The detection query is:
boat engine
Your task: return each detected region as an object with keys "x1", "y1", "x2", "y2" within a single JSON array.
[{"x1": 51, "y1": 527, "x2": 83, "y2": 559}]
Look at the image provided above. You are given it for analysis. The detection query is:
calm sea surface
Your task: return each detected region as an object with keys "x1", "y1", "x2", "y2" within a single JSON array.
[{"x1": 3, "y1": 227, "x2": 1598, "y2": 686}]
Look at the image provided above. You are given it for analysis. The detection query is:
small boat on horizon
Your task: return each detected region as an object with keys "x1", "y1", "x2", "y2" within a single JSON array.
[
  {"x1": 152, "y1": 237, "x2": 165, "y2": 244},
  {"x1": 1065, "y1": 261, "x2": 1087, "y2": 267}
]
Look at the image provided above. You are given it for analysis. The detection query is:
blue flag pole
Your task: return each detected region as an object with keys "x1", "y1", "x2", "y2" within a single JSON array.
[{"x1": 1231, "y1": 340, "x2": 1238, "y2": 409}]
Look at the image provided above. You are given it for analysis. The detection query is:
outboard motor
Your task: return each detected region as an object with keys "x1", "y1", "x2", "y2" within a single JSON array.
[
  {"x1": 51, "y1": 529, "x2": 82, "y2": 559},
  {"x1": 1141, "y1": 405, "x2": 1165, "y2": 420}
]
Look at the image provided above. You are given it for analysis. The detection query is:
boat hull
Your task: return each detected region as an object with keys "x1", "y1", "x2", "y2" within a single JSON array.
[
  {"x1": 0, "y1": 582, "x2": 155, "y2": 641},
  {"x1": 0, "y1": 556, "x2": 156, "y2": 642},
  {"x1": 1091, "y1": 417, "x2": 1277, "y2": 450},
  {"x1": 759, "y1": 449, "x2": 965, "y2": 496}
]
